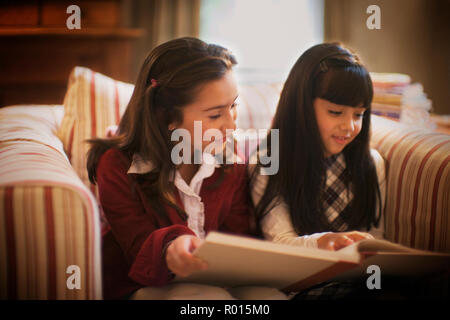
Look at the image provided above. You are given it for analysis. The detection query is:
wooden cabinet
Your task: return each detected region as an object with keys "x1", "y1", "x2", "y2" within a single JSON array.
[{"x1": 0, "y1": 0, "x2": 144, "y2": 106}]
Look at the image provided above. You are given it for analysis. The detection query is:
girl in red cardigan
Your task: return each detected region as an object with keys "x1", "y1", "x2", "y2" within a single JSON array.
[{"x1": 87, "y1": 37, "x2": 287, "y2": 300}]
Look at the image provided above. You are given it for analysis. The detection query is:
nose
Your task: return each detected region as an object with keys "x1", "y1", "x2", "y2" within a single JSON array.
[
  {"x1": 340, "y1": 114, "x2": 355, "y2": 133},
  {"x1": 222, "y1": 107, "x2": 237, "y2": 133}
]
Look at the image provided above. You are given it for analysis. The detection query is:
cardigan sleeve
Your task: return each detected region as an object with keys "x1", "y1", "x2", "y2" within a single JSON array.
[{"x1": 96, "y1": 149, "x2": 195, "y2": 287}]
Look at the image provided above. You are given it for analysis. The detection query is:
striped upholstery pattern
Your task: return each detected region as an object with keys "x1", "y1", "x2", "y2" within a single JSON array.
[
  {"x1": 57, "y1": 67, "x2": 134, "y2": 194},
  {"x1": 0, "y1": 105, "x2": 65, "y2": 155},
  {"x1": 371, "y1": 116, "x2": 450, "y2": 253},
  {"x1": 236, "y1": 82, "x2": 283, "y2": 130},
  {"x1": 0, "y1": 139, "x2": 102, "y2": 299}
]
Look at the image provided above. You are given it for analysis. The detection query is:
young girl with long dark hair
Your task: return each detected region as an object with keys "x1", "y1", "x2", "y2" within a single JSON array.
[
  {"x1": 251, "y1": 43, "x2": 386, "y2": 253},
  {"x1": 87, "y1": 37, "x2": 286, "y2": 300}
]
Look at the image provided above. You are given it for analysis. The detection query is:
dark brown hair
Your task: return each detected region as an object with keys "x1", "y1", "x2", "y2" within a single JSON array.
[
  {"x1": 87, "y1": 37, "x2": 237, "y2": 219},
  {"x1": 253, "y1": 43, "x2": 381, "y2": 235}
]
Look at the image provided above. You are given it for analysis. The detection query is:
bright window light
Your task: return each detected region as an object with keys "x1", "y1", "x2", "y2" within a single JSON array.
[{"x1": 200, "y1": 0, "x2": 324, "y2": 82}]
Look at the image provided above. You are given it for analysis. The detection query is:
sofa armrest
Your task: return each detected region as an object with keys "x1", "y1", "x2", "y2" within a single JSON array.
[
  {"x1": 371, "y1": 116, "x2": 450, "y2": 253},
  {"x1": 0, "y1": 140, "x2": 102, "y2": 299}
]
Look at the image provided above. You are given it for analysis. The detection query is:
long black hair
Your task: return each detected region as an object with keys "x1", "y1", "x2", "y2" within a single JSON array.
[
  {"x1": 253, "y1": 43, "x2": 381, "y2": 235},
  {"x1": 87, "y1": 37, "x2": 237, "y2": 220}
]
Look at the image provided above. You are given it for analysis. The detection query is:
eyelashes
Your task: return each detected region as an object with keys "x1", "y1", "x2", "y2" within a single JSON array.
[
  {"x1": 328, "y1": 110, "x2": 341, "y2": 115},
  {"x1": 209, "y1": 103, "x2": 238, "y2": 120},
  {"x1": 328, "y1": 110, "x2": 365, "y2": 118}
]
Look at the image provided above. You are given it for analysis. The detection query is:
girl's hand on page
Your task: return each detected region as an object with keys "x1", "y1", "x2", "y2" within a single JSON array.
[
  {"x1": 165, "y1": 235, "x2": 209, "y2": 277},
  {"x1": 317, "y1": 231, "x2": 374, "y2": 251}
]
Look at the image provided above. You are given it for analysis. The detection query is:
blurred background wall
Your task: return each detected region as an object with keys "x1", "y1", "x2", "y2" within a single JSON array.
[
  {"x1": 324, "y1": 0, "x2": 449, "y2": 115},
  {"x1": 125, "y1": 0, "x2": 448, "y2": 114},
  {"x1": 0, "y1": 0, "x2": 448, "y2": 114},
  {"x1": 122, "y1": 0, "x2": 201, "y2": 79}
]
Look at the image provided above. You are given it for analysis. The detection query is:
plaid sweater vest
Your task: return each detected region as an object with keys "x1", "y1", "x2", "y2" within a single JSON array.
[{"x1": 322, "y1": 153, "x2": 353, "y2": 231}]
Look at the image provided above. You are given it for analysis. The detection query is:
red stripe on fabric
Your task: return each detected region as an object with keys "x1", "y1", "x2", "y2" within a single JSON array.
[
  {"x1": 114, "y1": 82, "x2": 120, "y2": 125},
  {"x1": 0, "y1": 167, "x2": 71, "y2": 179},
  {"x1": 386, "y1": 131, "x2": 416, "y2": 162},
  {"x1": 44, "y1": 187, "x2": 56, "y2": 299},
  {"x1": 0, "y1": 139, "x2": 66, "y2": 156},
  {"x1": 393, "y1": 136, "x2": 429, "y2": 243},
  {"x1": 281, "y1": 261, "x2": 357, "y2": 293},
  {"x1": 90, "y1": 71, "x2": 97, "y2": 138},
  {"x1": 31, "y1": 191, "x2": 39, "y2": 299},
  {"x1": 14, "y1": 153, "x2": 47, "y2": 156},
  {"x1": 83, "y1": 185, "x2": 96, "y2": 298},
  {"x1": 410, "y1": 141, "x2": 450, "y2": 248},
  {"x1": 0, "y1": 148, "x2": 16, "y2": 155},
  {"x1": 84, "y1": 205, "x2": 92, "y2": 299},
  {"x1": 5, "y1": 187, "x2": 17, "y2": 299},
  {"x1": 67, "y1": 124, "x2": 75, "y2": 162},
  {"x1": 374, "y1": 130, "x2": 395, "y2": 150},
  {"x1": 429, "y1": 155, "x2": 450, "y2": 251}
]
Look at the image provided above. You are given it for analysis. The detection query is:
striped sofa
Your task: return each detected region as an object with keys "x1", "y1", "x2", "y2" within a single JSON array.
[
  {"x1": 0, "y1": 67, "x2": 448, "y2": 299},
  {"x1": 0, "y1": 105, "x2": 102, "y2": 299}
]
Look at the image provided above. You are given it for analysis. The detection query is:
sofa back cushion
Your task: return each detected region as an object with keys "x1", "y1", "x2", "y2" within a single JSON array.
[
  {"x1": 57, "y1": 67, "x2": 134, "y2": 195},
  {"x1": 235, "y1": 82, "x2": 283, "y2": 130}
]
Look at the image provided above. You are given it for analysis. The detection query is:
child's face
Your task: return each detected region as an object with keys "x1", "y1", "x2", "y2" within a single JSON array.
[
  {"x1": 170, "y1": 70, "x2": 238, "y2": 156},
  {"x1": 313, "y1": 97, "x2": 366, "y2": 158}
]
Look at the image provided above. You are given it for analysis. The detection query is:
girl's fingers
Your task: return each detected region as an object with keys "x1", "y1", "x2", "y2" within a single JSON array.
[
  {"x1": 327, "y1": 241, "x2": 336, "y2": 251},
  {"x1": 179, "y1": 250, "x2": 208, "y2": 271},
  {"x1": 318, "y1": 231, "x2": 374, "y2": 251},
  {"x1": 334, "y1": 235, "x2": 354, "y2": 250},
  {"x1": 178, "y1": 236, "x2": 208, "y2": 270},
  {"x1": 190, "y1": 236, "x2": 204, "y2": 251},
  {"x1": 346, "y1": 231, "x2": 374, "y2": 242},
  {"x1": 166, "y1": 235, "x2": 208, "y2": 277}
]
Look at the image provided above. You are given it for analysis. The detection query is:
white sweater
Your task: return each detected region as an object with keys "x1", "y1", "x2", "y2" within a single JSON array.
[{"x1": 249, "y1": 149, "x2": 386, "y2": 248}]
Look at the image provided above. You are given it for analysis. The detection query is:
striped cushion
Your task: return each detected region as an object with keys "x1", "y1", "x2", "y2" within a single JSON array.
[
  {"x1": 57, "y1": 67, "x2": 134, "y2": 194},
  {"x1": 236, "y1": 82, "x2": 283, "y2": 130},
  {"x1": 0, "y1": 140, "x2": 102, "y2": 299},
  {"x1": 371, "y1": 115, "x2": 450, "y2": 252}
]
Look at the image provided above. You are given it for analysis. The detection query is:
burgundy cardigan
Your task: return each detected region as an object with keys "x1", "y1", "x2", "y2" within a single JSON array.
[{"x1": 96, "y1": 148, "x2": 255, "y2": 299}]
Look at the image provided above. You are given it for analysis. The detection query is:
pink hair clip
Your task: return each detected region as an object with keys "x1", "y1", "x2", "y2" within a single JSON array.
[{"x1": 150, "y1": 78, "x2": 158, "y2": 88}]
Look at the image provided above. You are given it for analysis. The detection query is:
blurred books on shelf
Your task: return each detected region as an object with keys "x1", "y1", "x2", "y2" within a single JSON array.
[{"x1": 370, "y1": 72, "x2": 435, "y2": 130}]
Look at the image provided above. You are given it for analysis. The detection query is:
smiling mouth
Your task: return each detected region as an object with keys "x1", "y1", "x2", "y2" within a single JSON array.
[{"x1": 332, "y1": 135, "x2": 351, "y2": 145}]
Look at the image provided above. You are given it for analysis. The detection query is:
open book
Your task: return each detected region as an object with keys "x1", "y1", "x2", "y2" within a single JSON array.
[{"x1": 174, "y1": 231, "x2": 450, "y2": 292}]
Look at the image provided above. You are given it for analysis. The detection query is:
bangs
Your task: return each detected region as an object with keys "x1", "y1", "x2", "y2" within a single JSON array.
[{"x1": 315, "y1": 64, "x2": 373, "y2": 109}]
